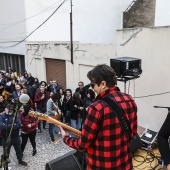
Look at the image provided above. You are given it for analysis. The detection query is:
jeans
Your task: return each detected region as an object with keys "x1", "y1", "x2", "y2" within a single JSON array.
[
  {"x1": 54, "y1": 125, "x2": 60, "y2": 134},
  {"x1": 49, "y1": 123, "x2": 55, "y2": 142},
  {"x1": 37, "y1": 109, "x2": 46, "y2": 130},
  {"x1": 64, "y1": 111, "x2": 70, "y2": 125},
  {"x1": 77, "y1": 118, "x2": 82, "y2": 130},
  {"x1": 70, "y1": 119, "x2": 77, "y2": 137},
  {"x1": 2, "y1": 137, "x2": 22, "y2": 162}
]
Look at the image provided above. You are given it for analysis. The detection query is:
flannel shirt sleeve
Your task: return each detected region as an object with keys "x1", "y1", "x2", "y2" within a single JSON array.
[{"x1": 63, "y1": 104, "x2": 100, "y2": 152}]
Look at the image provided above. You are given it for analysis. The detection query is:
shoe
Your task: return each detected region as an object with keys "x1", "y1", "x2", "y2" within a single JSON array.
[
  {"x1": 51, "y1": 140, "x2": 59, "y2": 144},
  {"x1": 32, "y1": 149, "x2": 37, "y2": 156},
  {"x1": 19, "y1": 160, "x2": 27, "y2": 166}
]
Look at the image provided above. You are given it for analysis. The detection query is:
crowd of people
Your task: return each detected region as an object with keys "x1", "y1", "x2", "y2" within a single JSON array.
[
  {"x1": 0, "y1": 66, "x2": 95, "y2": 167},
  {"x1": 1, "y1": 65, "x2": 169, "y2": 170}
]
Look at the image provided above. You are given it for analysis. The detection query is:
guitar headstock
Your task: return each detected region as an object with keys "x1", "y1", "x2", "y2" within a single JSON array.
[{"x1": 29, "y1": 111, "x2": 48, "y2": 120}]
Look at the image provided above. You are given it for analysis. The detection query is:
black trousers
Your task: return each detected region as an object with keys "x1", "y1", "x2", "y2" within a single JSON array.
[
  {"x1": 21, "y1": 130, "x2": 36, "y2": 153},
  {"x1": 157, "y1": 111, "x2": 170, "y2": 166}
]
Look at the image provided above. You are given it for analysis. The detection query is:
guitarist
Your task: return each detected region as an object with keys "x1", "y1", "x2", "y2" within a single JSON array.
[
  {"x1": 59, "y1": 64, "x2": 137, "y2": 170},
  {"x1": 46, "y1": 93, "x2": 61, "y2": 144}
]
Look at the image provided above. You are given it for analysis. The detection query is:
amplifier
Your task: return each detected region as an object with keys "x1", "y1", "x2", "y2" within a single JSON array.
[
  {"x1": 110, "y1": 57, "x2": 142, "y2": 77},
  {"x1": 45, "y1": 150, "x2": 81, "y2": 170}
]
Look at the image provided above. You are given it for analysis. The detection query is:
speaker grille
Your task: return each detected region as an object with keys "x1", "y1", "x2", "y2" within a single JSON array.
[{"x1": 45, "y1": 150, "x2": 81, "y2": 170}]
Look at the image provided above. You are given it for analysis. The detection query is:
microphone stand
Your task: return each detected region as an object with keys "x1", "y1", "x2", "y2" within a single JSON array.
[
  {"x1": 154, "y1": 106, "x2": 170, "y2": 111},
  {"x1": 0, "y1": 100, "x2": 21, "y2": 170}
]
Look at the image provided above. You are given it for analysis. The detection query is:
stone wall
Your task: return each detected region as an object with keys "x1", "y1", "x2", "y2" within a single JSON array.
[{"x1": 123, "y1": 0, "x2": 156, "y2": 28}]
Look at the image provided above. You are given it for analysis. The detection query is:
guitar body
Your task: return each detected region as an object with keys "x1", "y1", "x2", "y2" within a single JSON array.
[
  {"x1": 52, "y1": 110, "x2": 61, "y2": 120},
  {"x1": 53, "y1": 114, "x2": 60, "y2": 120}
]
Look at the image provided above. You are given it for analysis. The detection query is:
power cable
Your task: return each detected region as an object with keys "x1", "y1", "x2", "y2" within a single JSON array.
[{"x1": 0, "y1": 0, "x2": 67, "y2": 49}]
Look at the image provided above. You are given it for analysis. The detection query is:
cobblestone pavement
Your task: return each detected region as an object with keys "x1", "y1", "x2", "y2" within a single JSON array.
[{"x1": 0, "y1": 128, "x2": 73, "y2": 170}]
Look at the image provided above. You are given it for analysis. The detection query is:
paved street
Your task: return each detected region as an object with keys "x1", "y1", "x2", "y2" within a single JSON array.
[{"x1": 0, "y1": 128, "x2": 73, "y2": 170}]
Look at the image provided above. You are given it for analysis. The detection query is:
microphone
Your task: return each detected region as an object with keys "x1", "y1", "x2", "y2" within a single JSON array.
[{"x1": 19, "y1": 94, "x2": 30, "y2": 104}]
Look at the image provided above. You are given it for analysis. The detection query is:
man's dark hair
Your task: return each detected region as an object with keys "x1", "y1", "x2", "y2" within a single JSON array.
[
  {"x1": 78, "y1": 81, "x2": 84, "y2": 86},
  {"x1": 51, "y1": 92, "x2": 61, "y2": 102},
  {"x1": 23, "y1": 104, "x2": 30, "y2": 114},
  {"x1": 39, "y1": 84, "x2": 45, "y2": 88},
  {"x1": 87, "y1": 64, "x2": 117, "y2": 87},
  {"x1": 65, "y1": 89, "x2": 72, "y2": 95},
  {"x1": 15, "y1": 83, "x2": 23, "y2": 89}
]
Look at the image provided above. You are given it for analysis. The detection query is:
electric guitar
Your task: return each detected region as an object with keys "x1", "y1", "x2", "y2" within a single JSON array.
[{"x1": 28, "y1": 111, "x2": 81, "y2": 136}]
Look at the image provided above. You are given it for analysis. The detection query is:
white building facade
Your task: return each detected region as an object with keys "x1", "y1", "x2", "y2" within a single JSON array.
[{"x1": 0, "y1": 0, "x2": 133, "y2": 55}]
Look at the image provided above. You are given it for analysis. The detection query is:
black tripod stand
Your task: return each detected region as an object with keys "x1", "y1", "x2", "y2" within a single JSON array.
[{"x1": 117, "y1": 76, "x2": 140, "y2": 93}]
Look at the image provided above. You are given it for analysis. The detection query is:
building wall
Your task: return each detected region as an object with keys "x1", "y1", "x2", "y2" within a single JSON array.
[
  {"x1": 26, "y1": 42, "x2": 115, "y2": 92},
  {"x1": 0, "y1": 0, "x2": 133, "y2": 65},
  {"x1": 123, "y1": 0, "x2": 156, "y2": 28},
  {"x1": 26, "y1": 36, "x2": 170, "y2": 132},
  {"x1": 155, "y1": 0, "x2": 170, "y2": 26},
  {"x1": 115, "y1": 26, "x2": 170, "y2": 131},
  {"x1": 0, "y1": 0, "x2": 26, "y2": 55}
]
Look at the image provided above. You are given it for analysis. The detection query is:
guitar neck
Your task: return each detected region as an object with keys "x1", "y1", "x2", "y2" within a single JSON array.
[{"x1": 48, "y1": 117, "x2": 81, "y2": 136}]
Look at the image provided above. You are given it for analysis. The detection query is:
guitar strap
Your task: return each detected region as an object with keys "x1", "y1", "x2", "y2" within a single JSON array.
[
  {"x1": 100, "y1": 94, "x2": 131, "y2": 141},
  {"x1": 50, "y1": 98, "x2": 60, "y2": 111}
]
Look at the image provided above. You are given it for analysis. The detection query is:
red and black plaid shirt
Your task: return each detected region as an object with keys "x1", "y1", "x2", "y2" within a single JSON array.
[{"x1": 64, "y1": 87, "x2": 137, "y2": 170}]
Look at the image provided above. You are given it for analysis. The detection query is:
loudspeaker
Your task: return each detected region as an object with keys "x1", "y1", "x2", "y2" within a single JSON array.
[
  {"x1": 110, "y1": 57, "x2": 142, "y2": 77},
  {"x1": 45, "y1": 150, "x2": 81, "y2": 170}
]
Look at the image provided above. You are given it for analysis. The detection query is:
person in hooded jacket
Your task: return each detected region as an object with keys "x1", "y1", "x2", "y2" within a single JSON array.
[
  {"x1": 34, "y1": 84, "x2": 49, "y2": 132},
  {"x1": 19, "y1": 104, "x2": 39, "y2": 156},
  {"x1": 70, "y1": 92, "x2": 84, "y2": 136}
]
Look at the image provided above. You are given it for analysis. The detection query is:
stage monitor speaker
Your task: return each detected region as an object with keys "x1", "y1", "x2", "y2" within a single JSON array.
[
  {"x1": 110, "y1": 57, "x2": 142, "y2": 78},
  {"x1": 45, "y1": 150, "x2": 81, "y2": 170}
]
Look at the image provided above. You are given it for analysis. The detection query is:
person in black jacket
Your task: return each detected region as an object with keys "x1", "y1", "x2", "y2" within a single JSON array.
[
  {"x1": 49, "y1": 80, "x2": 61, "y2": 93},
  {"x1": 0, "y1": 104, "x2": 27, "y2": 166},
  {"x1": 0, "y1": 95, "x2": 8, "y2": 115},
  {"x1": 70, "y1": 92, "x2": 84, "y2": 137},
  {"x1": 26, "y1": 73, "x2": 35, "y2": 86},
  {"x1": 82, "y1": 89, "x2": 95, "y2": 126},
  {"x1": 62, "y1": 89, "x2": 72, "y2": 125},
  {"x1": 75, "y1": 81, "x2": 86, "y2": 100},
  {"x1": 0, "y1": 82, "x2": 4, "y2": 95},
  {"x1": 157, "y1": 111, "x2": 170, "y2": 170}
]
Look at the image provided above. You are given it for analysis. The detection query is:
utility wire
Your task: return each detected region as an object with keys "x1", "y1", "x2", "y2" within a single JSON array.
[
  {"x1": 0, "y1": 0, "x2": 63, "y2": 29},
  {"x1": 0, "y1": 0, "x2": 67, "y2": 49}
]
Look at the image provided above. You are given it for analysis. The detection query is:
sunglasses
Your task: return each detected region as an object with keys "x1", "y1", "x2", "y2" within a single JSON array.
[{"x1": 90, "y1": 82, "x2": 96, "y2": 88}]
